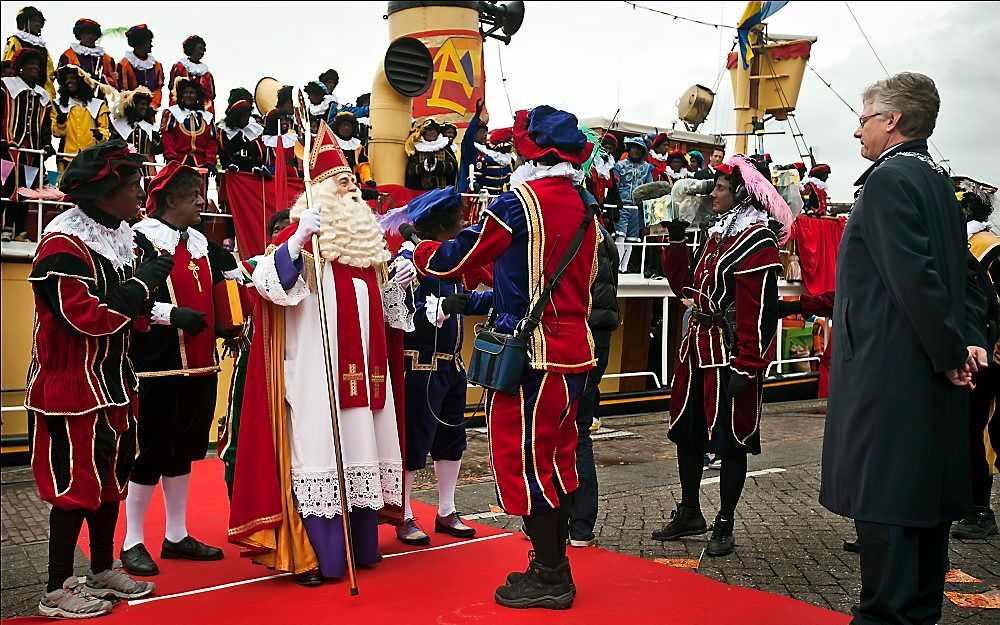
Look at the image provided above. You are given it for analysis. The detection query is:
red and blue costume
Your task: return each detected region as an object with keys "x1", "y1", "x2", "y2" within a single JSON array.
[{"x1": 412, "y1": 108, "x2": 599, "y2": 517}]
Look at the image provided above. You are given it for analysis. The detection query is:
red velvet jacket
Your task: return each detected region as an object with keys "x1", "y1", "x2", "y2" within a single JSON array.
[{"x1": 662, "y1": 224, "x2": 782, "y2": 376}]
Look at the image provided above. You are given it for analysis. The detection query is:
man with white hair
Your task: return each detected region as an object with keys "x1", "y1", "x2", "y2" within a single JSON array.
[
  {"x1": 821, "y1": 71, "x2": 989, "y2": 625},
  {"x1": 228, "y1": 137, "x2": 402, "y2": 586}
]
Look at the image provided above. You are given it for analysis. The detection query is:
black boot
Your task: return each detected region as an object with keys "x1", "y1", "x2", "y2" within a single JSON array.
[
  {"x1": 842, "y1": 538, "x2": 862, "y2": 554},
  {"x1": 706, "y1": 514, "x2": 735, "y2": 557},
  {"x1": 495, "y1": 555, "x2": 574, "y2": 610},
  {"x1": 951, "y1": 506, "x2": 999, "y2": 540},
  {"x1": 505, "y1": 551, "x2": 576, "y2": 592},
  {"x1": 651, "y1": 504, "x2": 708, "y2": 541}
]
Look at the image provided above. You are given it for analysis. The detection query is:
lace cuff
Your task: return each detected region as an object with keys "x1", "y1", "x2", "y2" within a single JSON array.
[
  {"x1": 223, "y1": 267, "x2": 245, "y2": 284},
  {"x1": 251, "y1": 251, "x2": 311, "y2": 307},
  {"x1": 151, "y1": 302, "x2": 175, "y2": 325},
  {"x1": 292, "y1": 461, "x2": 403, "y2": 518}
]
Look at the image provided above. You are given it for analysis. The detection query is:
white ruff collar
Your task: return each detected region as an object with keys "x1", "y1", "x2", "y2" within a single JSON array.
[
  {"x1": 2, "y1": 76, "x2": 50, "y2": 105},
  {"x1": 168, "y1": 104, "x2": 212, "y2": 124},
  {"x1": 803, "y1": 177, "x2": 828, "y2": 191},
  {"x1": 510, "y1": 161, "x2": 584, "y2": 188},
  {"x1": 309, "y1": 94, "x2": 338, "y2": 117},
  {"x1": 15, "y1": 29, "x2": 46, "y2": 47},
  {"x1": 179, "y1": 56, "x2": 209, "y2": 76},
  {"x1": 968, "y1": 220, "x2": 990, "y2": 240},
  {"x1": 649, "y1": 151, "x2": 670, "y2": 162},
  {"x1": 43, "y1": 207, "x2": 136, "y2": 271},
  {"x1": 413, "y1": 135, "x2": 449, "y2": 153},
  {"x1": 593, "y1": 155, "x2": 614, "y2": 179},
  {"x1": 262, "y1": 132, "x2": 298, "y2": 148},
  {"x1": 474, "y1": 143, "x2": 514, "y2": 166},
  {"x1": 71, "y1": 42, "x2": 105, "y2": 57},
  {"x1": 59, "y1": 97, "x2": 105, "y2": 119},
  {"x1": 337, "y1": 135, "x2": 361, "y2": 151},
  {"x1": 123, "y1": 51, "x2": 157, "y2": 71},
  {"x1": 708, "y1": 204, "x2": 768, "y2": 239},
  {"x1": 221, "y1": 119, "x2": 263, "y2": 141},
  {"x1": 667, "y1": 167, "x2": 691, "y2": 179},
  {"x1": 133, "y1": 217, "x2": 209, "y2": 259}
]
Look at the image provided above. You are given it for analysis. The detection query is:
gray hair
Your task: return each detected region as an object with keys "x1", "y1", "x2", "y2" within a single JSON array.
[{"x1": 862, "y1": 72, "x2": 940, "y2": 139}]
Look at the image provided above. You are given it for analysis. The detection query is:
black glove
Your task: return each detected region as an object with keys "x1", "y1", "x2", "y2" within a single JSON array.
[
  {"x1": 215, "y1": 324, "x2": 242, "y2": 340},
  {"x1": 727, "y1": 371, "x2": 752, "y2": 397},
  {"x1": 398, "y1": 223, "x2": 418, "y2": 244},
  {"x1": 441, "y1": 293, "x2": 470, "y2": 315},
  {"x1": 666, "y1": 219, "x2": 690, "y2": 242},
  {"x1": 56, "y1": 111, "x2": 68, "y2": 125},
  {"x1": 777, "y1": 299, "x2": 803, "y2": 318},
  {"x1": 133, "y1": 255, "x2": 174, "y2": 291},
  {"x1": 43, "y1": 145, "x2": 56, "y2": 159},
  {"x1": 361, "y1": 187, "x2": 379, "y2": 201},
  {"x1": 171, "y1": 307, "x2": 208, "y2": 336},
  {"x1": 227, "y1": 164, "x2": 239, "y2": 173},
  {"x1": 475, "y1": 98, "x2": 485, "y2": 117}
]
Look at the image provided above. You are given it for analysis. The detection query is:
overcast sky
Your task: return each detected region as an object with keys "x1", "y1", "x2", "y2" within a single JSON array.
[{"x1": 7, "y1": 1, "x2": 1000, "y2": 203}]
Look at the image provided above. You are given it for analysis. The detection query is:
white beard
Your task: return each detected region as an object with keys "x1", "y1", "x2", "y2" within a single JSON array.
[{"x1": 319, "y1": 192, "x2": 391, "y2": 267}]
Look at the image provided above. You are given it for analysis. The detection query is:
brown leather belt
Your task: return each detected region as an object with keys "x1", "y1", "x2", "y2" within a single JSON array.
[{"x1": 690, "y1": 307, "x2": 725, "y2": 328}]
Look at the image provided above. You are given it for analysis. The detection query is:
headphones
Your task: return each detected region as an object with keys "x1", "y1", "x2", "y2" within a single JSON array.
[{"x1": 733, "y1": 181, "x2": 750, "y2": 205}]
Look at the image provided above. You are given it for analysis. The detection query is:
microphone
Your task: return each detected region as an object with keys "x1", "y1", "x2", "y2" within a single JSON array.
[{"x1": 398, "y1": 223, "x2": 420, "y2": 245}]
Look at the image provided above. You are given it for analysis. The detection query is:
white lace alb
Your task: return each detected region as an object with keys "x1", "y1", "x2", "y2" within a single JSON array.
[
  {"x1": 43, "y1": 208, "x2": 135, "y2": 271},
  {"x1": 292, "y1": 461, "x2": 403, "y2": 518},
  {"x1": 252, "y1": 251, "x2": 311, "y2": 307}
]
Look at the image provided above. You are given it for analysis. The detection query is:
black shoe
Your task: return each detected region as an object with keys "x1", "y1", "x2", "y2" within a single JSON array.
[
  {"x1": 294, "y1": 570, "x2": 323, "y2": 586},
  {"x1": 161, "y1": 536, "x2": 224, "y2": 561},
  {"x1": 706, "y1": 515, "x2": 735, "y2": 557},
  {"x1": 495, "y1": 555, "x2": 575, "y2": 610},
  {"x1": 120, "y1": 543, "x2": 159, "y2": 576},
  {"x1": 505, "y1": 551, "x2": 576, "y2": 592},
  {"x1": 651, "y1": 504, "x2": 708, "y2": 541},
  {"x1": 842, "y1": 538, "x2": 862, "y2": 554},
  {"x1": 951, "y1": 507, "x2": 999, "y2": 540}
]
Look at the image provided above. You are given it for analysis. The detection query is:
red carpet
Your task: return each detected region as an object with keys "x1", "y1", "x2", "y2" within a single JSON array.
[{"x1": 5, "y1": 460, "x2": 849, "y2": 624}]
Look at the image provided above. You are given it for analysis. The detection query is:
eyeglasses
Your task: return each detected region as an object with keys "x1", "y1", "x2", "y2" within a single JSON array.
[{"x1": 858, "y1": 112, "x2": 886, "y2": 128}]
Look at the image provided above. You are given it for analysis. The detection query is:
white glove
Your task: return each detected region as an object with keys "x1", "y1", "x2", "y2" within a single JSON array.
[
  {"x1": 287, "y1": 206, "x2": 322, "y2": 260},
  {"x1": 425, "y1": 293, "x2": 449, "y2": 328},
  {"x1": 394, "y1": 257, "x2": 417, "y2": 289}
]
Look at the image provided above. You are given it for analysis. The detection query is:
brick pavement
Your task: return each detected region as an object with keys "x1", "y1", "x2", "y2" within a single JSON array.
[{"x1": 3, "y1": 410, "x2": 998, "y2": 622}]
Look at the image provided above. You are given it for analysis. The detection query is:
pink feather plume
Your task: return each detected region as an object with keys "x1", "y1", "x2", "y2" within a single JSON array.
[{"x1": 726, "y1": 156, "x2": 793, "y2": 245}]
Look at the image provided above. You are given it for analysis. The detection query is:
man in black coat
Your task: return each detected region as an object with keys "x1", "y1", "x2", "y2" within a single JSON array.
[{"x1": 821, "y1": 72, "x2": 990, "y2": 625}]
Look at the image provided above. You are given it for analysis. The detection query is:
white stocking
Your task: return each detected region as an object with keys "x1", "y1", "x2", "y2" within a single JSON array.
[
  {"x1": 434, "y1": 459, "x2": 461, "y2": 517},
  {"x1": 403, "y1": 470, "x2": 417, "y2": 521},
  {"x1": 123, "y1": 482, "x2": 155, "y2": 550},
  {"x1": 161, "y1": 473, "x2": 191, "y2": 543}
]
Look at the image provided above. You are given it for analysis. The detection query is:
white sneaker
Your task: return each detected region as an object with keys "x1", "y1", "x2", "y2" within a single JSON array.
[{"x1": 38, "y1": 577, "x2": 113, "y2": 619}]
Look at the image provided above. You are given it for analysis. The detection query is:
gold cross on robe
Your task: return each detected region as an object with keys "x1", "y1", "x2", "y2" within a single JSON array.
[{"x1": 343, "y1": 364, "x2": 365, "y2": 396}]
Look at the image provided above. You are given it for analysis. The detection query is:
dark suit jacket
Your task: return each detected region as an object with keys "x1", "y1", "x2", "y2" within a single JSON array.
[{"x1": 820, "y1": 140, "x2": 981, "y2": 528}]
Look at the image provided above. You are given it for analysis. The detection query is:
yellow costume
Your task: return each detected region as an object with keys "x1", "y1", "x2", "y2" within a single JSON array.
[
  {"x1": 3, "y1": 35, "x2": 56, "y2": 100},
  {"x1": 51, "y1": 97, "x2": 110, "y2": 176}
]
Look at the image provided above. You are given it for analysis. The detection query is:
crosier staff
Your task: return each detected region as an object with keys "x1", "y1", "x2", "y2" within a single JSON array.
[{"x1": 292, "y1": 88, "x2": 359, "y2": 595}]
